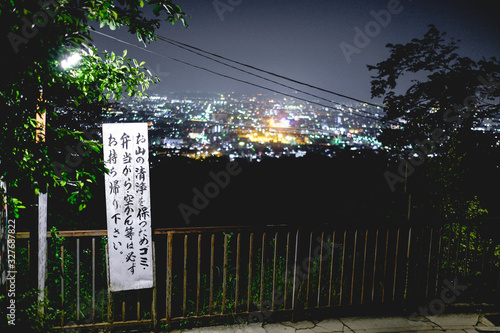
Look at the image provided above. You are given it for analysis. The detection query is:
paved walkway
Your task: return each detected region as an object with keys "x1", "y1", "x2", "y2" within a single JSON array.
[{"x1": 170, "y1": 313, "x2": 500, "y2": 333}]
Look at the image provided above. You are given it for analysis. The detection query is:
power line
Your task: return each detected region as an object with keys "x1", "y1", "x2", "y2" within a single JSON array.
[
  {"x1": 156, "y1": 35, "x2": 380, "y2": 119},
  {"x1": 158, "y1": 35, "x2": 383, "y2": 108},
  {"x1": 91, "y1": 30, "x2": 382, "y2": 121}
]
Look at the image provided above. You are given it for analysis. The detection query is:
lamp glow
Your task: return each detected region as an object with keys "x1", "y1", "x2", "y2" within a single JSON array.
[{"x1": 61, "y1": 53, "x2": 82, "y2": 69}]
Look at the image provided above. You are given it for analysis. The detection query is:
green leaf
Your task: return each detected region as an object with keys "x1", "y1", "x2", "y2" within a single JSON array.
[{"x1": 153, "y1": 4, "x2": 160, "y2": 15}]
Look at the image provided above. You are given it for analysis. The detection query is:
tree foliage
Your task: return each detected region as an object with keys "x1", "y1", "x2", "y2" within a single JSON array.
[
  {"x1": 0, "y1": 0, "x2": 188, "y2": 217},
  {"x1": 368, "y1": 25, "x2": 500, "y2": 155},
  {"x1": 369, "y1": 25, "x2": 500, "y2": 219}
]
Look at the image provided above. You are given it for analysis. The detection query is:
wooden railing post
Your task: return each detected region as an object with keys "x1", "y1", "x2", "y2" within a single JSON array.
[
  {"x1": 234, "y1": 233, "x2": 241, "y2": 313},
  {"x1": 350, "y1": 230, "x2": 357, "y2": 305},
  {"x1": 196, "y1": 234, "x2": 201, "y2": 316},
  {"x1": 339, "y1": 230, "x2": 347, "y2": 306},
  {"x1": 209, "y1": 234, "x2": 215, "y2": 315},
  {"x1": 76, "y1": 238, "x2": 80, "y2": 322},
  {"x1": 183, "y1": 235, "x2": 188, "y2": 317},
  {"x1": 105, "y1": 243, "x2": 113, "y2": 325},
  {"x1": 291, "y1": 227, "x2": 300, "y2": 322},
  {"x1": 403, "y1": 228, "x2": 412, "y2": 301},
  {"x1": 222, "y1": 233, "x2": 228, "y2": 314},
  {"x1": 247, "y1": 233, "x2": 254, "y2": 313},
  {"x1": 166, "y1": 233, "x2": 173, "y2": 329},
  {"x1": 259, "y1": 232, "x2": 266, "y2": 312},
  {"x1": 306, "y1": 231, "x2": 312, "y2": 308}
]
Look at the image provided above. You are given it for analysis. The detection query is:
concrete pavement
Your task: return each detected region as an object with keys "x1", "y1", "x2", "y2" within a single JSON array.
[{"x1": 170, "y1": 313, "x2": 500, "y2": 333}]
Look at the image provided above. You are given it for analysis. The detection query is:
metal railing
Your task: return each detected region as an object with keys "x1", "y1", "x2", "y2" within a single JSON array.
[
  {"x1": 14, "y1": 221, "x2": 500, "y2": 331},
  {"x1": 16, "y1": 230, "x2": 158, "y2": 331}
]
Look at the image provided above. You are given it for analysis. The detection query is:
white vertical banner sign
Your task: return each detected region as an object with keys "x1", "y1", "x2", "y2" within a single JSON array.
[{"x1": 103, "y1": 123, "x2": 153, "y2": 291}]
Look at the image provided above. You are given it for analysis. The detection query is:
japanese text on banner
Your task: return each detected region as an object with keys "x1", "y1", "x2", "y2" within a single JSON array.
[{"x1": 103, "y1": 123, "x2": 153, "y2": 291}]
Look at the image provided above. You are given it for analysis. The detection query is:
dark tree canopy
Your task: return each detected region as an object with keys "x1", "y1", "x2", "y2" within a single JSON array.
[
  {"x1": 369, "y1": 25, "x2": 500, "y2": 220},
  {"x1": 368, "y1": 25, "x2": 500, "y2": 156}
]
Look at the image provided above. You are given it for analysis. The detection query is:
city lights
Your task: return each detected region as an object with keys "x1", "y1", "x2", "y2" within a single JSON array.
[{"x1": 110, "y1": 93, "x2": 382, "y2": 161}]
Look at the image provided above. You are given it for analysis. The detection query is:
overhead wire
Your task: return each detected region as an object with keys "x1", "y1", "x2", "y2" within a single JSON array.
[
  {"x1": 91, "y1": 30, "x2": 384, "y2": 122},
  {"x1": 158, "y1": 35, "x2": 383, "y2": 108},
  {"x1": 156, "y1": 35, "x2": 381, "y2": 119}
]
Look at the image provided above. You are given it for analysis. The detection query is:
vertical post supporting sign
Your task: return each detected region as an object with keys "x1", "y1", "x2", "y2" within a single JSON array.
[{"x1": 103, "y1": 123, "x2": 153, "y2": 291}]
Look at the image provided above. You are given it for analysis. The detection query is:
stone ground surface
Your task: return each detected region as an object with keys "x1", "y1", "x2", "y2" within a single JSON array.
[{"x1": 168, "y1": 313, "x2": 500, "y2": 333}]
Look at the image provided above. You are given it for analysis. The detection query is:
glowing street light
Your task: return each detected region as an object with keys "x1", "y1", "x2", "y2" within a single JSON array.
[{"x1": 60, "y1": 52, "x2": 82, "y2": 69}]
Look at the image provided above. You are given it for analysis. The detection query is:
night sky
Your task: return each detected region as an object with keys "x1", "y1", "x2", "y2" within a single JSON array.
[{"x1": 91, "y1": 0, "x2": 500, "y2": 104}]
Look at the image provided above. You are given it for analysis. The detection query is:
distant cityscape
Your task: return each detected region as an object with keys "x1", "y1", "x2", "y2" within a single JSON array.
[
  {"x1": 104, "y1": 92, "x2": 388, "y2": 161},
  {"x1": 104, "y1": 92, "x2": 500, "y2": 162}
]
